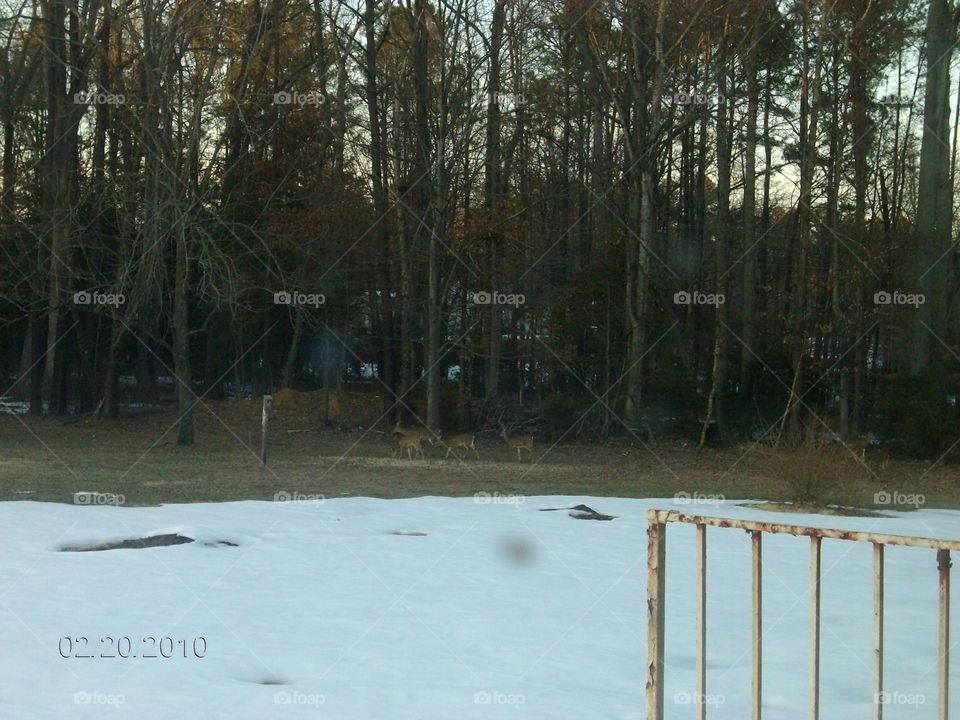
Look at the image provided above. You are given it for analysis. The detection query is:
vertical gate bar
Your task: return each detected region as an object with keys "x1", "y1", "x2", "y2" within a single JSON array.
[
  {"x1": 752, "y1": 530, "x2": 762, "y2": 720},
  {"x1": 810, "y1": 536, "x2": 822, "y2": 720},
  {"x1": 873, "y1": 544, "x2": 884, "y2": 720},
  {"x1": 937, "y1": 550, "x2": 951, "y2": 720},
  {"x1": 696, "y1": 523, "x2": 706, "y2": 720},
  {"x1": 646, "y1": 519, "x2": 666, "y2": 720}
]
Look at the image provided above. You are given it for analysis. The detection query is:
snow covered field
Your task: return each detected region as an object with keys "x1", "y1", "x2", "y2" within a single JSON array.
[{"x1": 0, "y1": 496, "x2": 956, "y2": 719}]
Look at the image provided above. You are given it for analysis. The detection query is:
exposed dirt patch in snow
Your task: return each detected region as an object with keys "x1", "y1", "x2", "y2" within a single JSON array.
[{"x1": 59, "y1": 533, "x2": 195, "y2": 551}]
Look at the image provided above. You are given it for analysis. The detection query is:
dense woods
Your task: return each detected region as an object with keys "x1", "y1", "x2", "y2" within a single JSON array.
[{"x1": 1, "y1": 0, "x2": 958, "y2": 456}]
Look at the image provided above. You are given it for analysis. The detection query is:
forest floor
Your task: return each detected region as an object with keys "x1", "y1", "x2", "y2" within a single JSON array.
[{"x1": 1, "y1": 401, "x2": 958, "y2": 513}]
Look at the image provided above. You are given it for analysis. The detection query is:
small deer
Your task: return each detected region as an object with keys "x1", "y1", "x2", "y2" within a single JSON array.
[
  {"x1": 441, "y1": 433, "x2": 479, "y2": 460},
  {"x1": 393, "y1": 422, "x2": 441, "y2": 450},
  {"x1": 500, "y1": 426, "x2": 533, "y2": 461},
  {"x1": 393, "y1": 435, "x2": 424, "y2": 460},
  {"x1": 816, "y1": 433, "x2": 878, "y2": 462}
]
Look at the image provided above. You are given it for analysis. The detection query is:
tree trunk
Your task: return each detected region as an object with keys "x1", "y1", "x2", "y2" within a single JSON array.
[
  {"x1": 483, "y1": 0, "x2": 506, "y2": 401},
  {"x1": 174, "y1": 223, "x2": 194, "y2": 445},
  {"x1": 413, "y1": 0, "x2": 438, "y2": 429},
  {"x1": 712, "y1": 66, "x2": 731, "y2": 444},
  {"x1": 40, "y1": 0, "x2": 73, "y2": 415},
  {"x1": 623, "y1": 0, "x2": 664, "y2": 428},
  {"x1": 741, "y1": 43, "x2": 759, "y2": 392},
  {"x1": 101, "y1": 318, "x2": 121, "y2": 420},
  {"x1": 364, "y1": 0, "x2": 395, "y2": 416},
  {"x1": 909, "y1": 0, "x2": 956, "y2": 379},
  {"x1": 15, "y1": 314, "x2": 36, "y2": 404},
  {"x1": 280, "y1": 308, "x2": 303, "y2": 390},
  {"x1": 787, "y1": 4, "x2": 825, "y2": 442}
]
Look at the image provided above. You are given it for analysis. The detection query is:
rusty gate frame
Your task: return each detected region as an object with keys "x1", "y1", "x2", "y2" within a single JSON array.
[{"x1": 645, "y1": 509, "x2": 957, "y2": 720}]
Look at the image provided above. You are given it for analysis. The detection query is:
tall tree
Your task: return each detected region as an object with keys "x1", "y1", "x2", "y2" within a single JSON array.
[{"x1": 909, "y1": 0, "x2": 956, "y2": 379}]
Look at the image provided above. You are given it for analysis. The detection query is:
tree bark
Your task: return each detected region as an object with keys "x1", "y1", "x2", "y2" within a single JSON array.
[
  {"x1": 623, "y1": 0, "x2": 664, "y2": 428},
  {"x1": 483, "y1": 0, "x2": 505, "y2": 401},
  {"x1": 787, "y1": 2, "x2": 824, "y2": 442},
  {"x1": 174, "y1": 222, "x2": 194, "y2": 445},
  {"x1": 712, "y1": 66, "x2": 731, "y2": 444},
  {"x1": 741, "y1": 38, "x2": 759, "y2": 392},
  {"x1": 40, "y1": 0, "x2": 78, "y2": 415},
  {"x1": 909, "y1": 0, "x2": 956, "y2": 380},
  {"x1": 363, "y1": 0, "x2": 396, "y2": 416}
]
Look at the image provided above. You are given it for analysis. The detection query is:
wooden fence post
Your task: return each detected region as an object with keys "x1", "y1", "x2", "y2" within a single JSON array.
[{"x1": 646, "y1": 512, "x2": 666, "y2": 720}]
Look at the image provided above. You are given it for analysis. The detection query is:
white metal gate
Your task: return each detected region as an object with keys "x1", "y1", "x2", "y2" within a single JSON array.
[{"x1": 645, "y1": 509, "x2": 957, "y2": 720}]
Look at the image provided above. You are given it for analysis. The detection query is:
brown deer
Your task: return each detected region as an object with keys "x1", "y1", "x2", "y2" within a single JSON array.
[
  {"x1": 815, "y1": 432, "x2": 877, "y2": 459},
  {"x1": 393, "y1": 422, "x2": 441, "y2": 451},
  {"x1": 500, "y1": 426, "x2": 534, "y2": 461},
  {"x1": 441, "y1": 433, "x2": 479, "y2": 460},
  {"x1": 392, "y1": 435, "x2": 424, "y2": 460}
]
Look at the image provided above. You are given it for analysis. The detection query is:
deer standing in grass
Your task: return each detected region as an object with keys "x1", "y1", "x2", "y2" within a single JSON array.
[
  {"x1": 441, "y1": 433, "x2": 479, "y2": 460},
  {"x1": 500, "y1": 426, "x2": 533, "y2": 461},
  {"x1": 393, "y1": 422, "x2": 441, "y2": 452},
  {"x1": 815, "y1": 433, "x2": 879, "y2": 461},
  {"x1": 393, "y1": 434, "x2": 425, "y2": 460}
]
